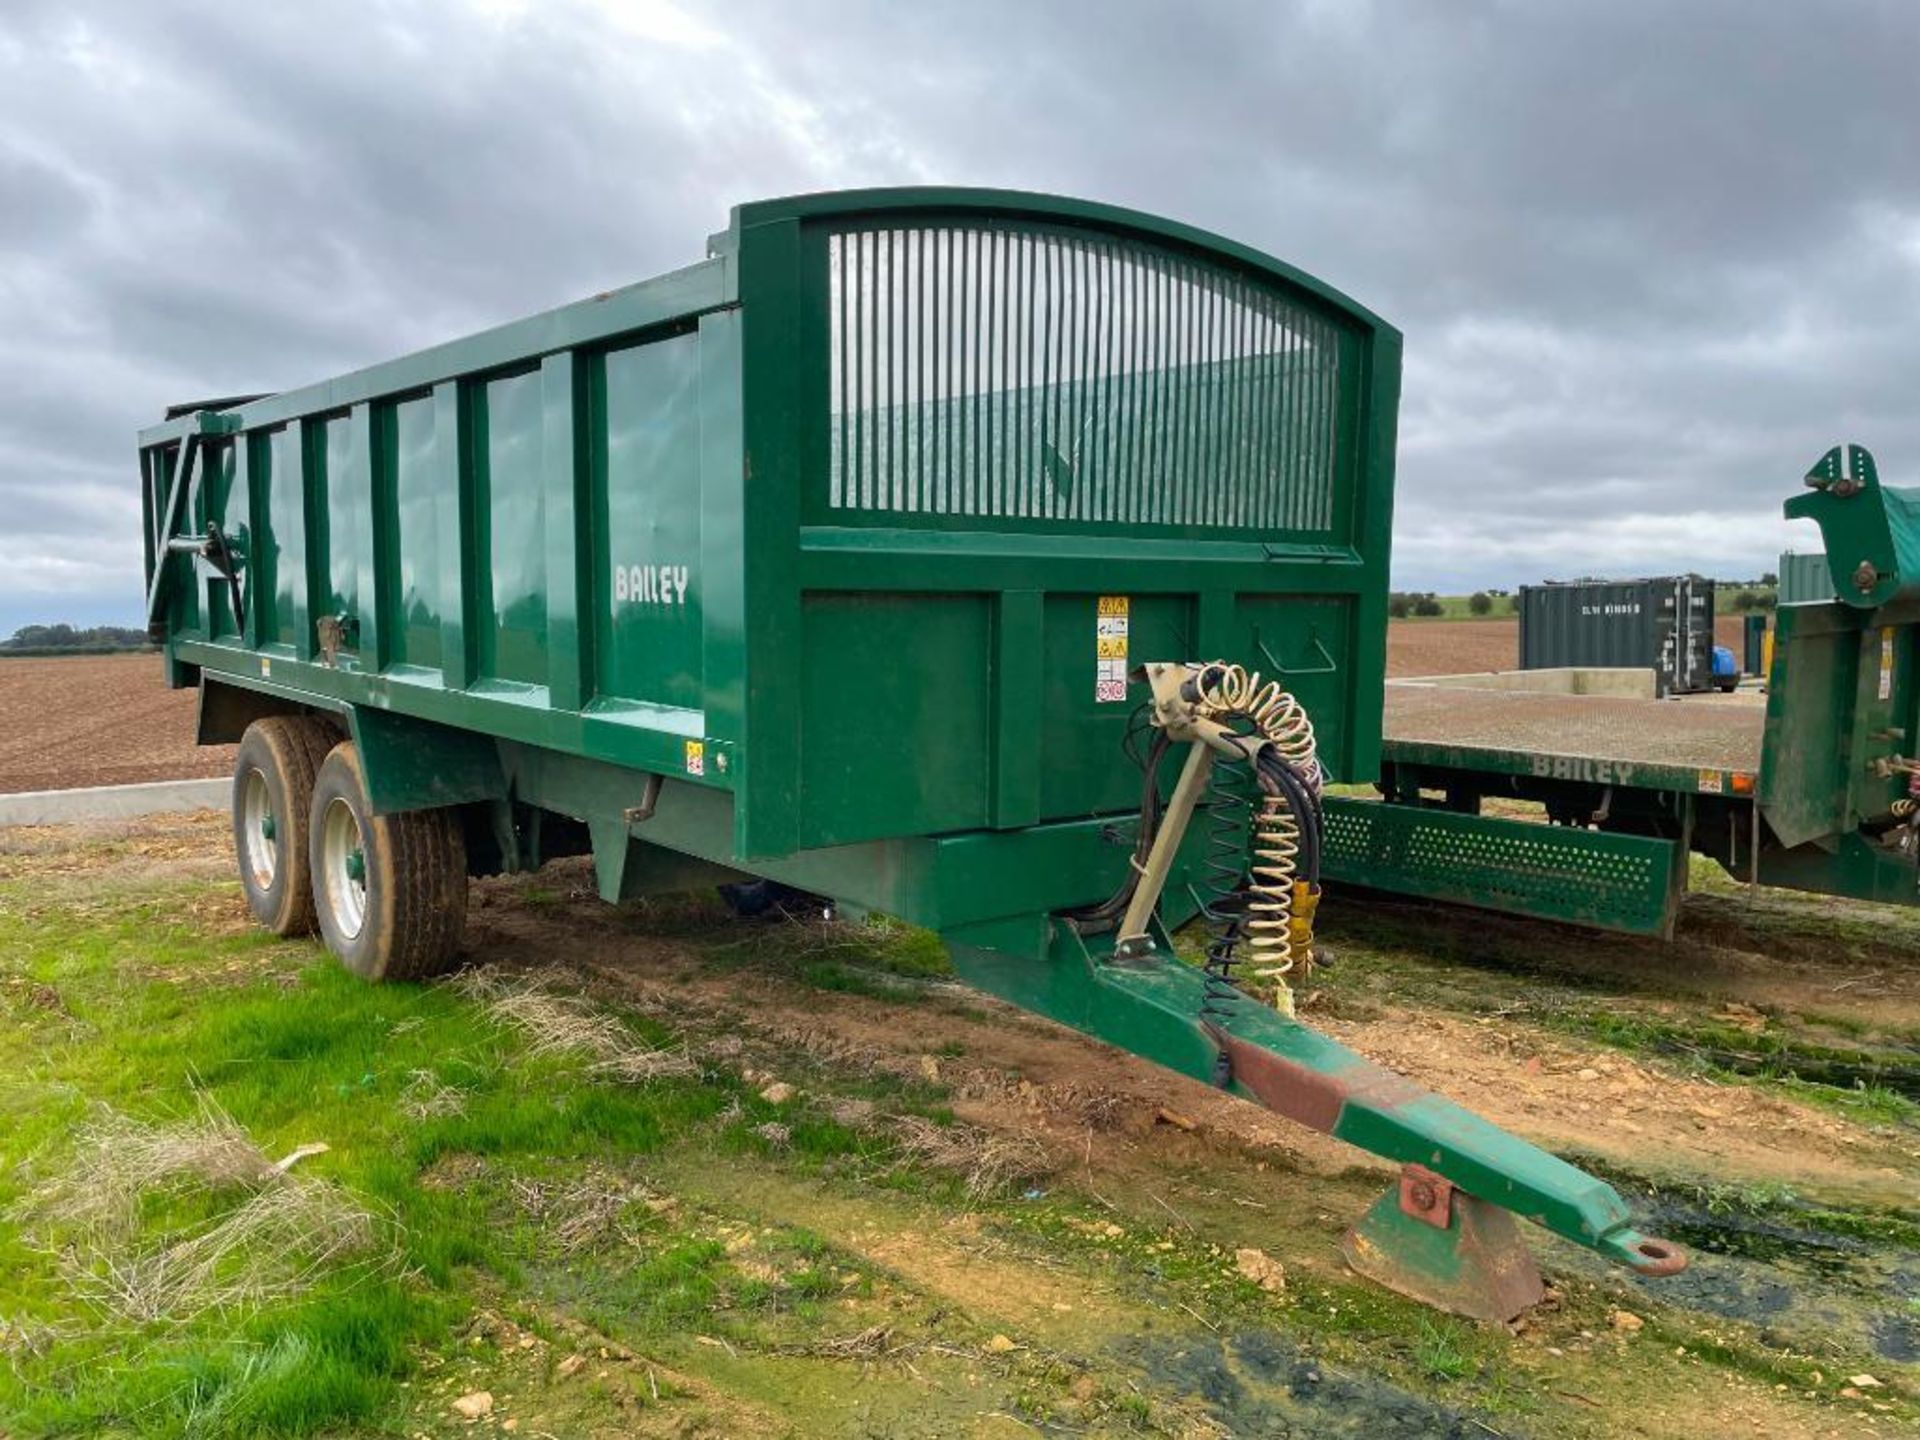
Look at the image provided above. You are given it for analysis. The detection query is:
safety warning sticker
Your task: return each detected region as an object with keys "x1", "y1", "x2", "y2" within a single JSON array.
[
  {"x1": 685, "y1": 740, "x2": 705, "y2": 777},
  {"x1": 1880, "y1": 627, "x2": 1895, "y2": 702},
  {"x1": 1095, "y1": 596, "x2": 1129, "y2": 702}
]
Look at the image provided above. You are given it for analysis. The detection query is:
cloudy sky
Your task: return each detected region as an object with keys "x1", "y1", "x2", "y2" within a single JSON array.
[{"x1": 2, "y1": 0, "x2": 1915, "y2": 635}]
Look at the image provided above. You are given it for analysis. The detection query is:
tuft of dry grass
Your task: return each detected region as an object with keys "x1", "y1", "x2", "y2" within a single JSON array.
[
  {"x1": 397, "y1": 1068, "x2": 467, "y2": 1119},
  {"x1": 21, "y1": 1093, "x2": 273, "y2": 1232},
  {"x1": 0, "y1": 1314, "x2": 72, "y2": 1368},
  {"x1": 13, "y1": 1094, "x2": 393, "y2": 1325},
  {"x1": 64, "y1": 1175, "x2": 383, "y2": 1323},
  {"x1": 456, "y1": 970, "x2": 696, "y2": 1083},
  {"x1": 889, "y1": 1116, "x2": 1053, "y2": 1199},
  {"x1": 510, "y1": 1171, "x2": 650, "y2": 1253},
  {"x1": 590, "y1": 1046, "x2": 699, "y2": 1084},
  {"x1": 783, "y1": 1323, "x2": 899, "y2": 1360}
]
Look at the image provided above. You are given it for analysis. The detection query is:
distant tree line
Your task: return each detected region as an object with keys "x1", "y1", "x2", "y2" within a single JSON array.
[
  {"x1": 0, "y1": 623, "x2": 153, "y2": 655},
  {"x1": 1387, "y1": 591, "x2": 1513, "y2": 619},
  {"x1": 1387, "y1": 577, "x2": 1782, "y2": 622}
]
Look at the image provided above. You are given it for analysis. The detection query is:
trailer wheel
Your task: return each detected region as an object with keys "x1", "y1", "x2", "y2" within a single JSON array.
[
  {"x1": 232, "y1": 716, "x2": 337, "y2": 936},
  {"x1": 308, "y1": 741, "x2": 466, "y2": 982}
]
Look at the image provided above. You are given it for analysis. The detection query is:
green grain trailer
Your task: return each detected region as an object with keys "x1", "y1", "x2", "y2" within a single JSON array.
[
  {"x1": 1324, "y1": 443, "x2": 1920, "y2": 936},
  {"x1": 140, "y1": 187, "x2": 1682, "y2": 1319}
]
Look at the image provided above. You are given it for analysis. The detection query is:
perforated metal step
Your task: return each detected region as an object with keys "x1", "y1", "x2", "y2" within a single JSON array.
[{"x1": 1321, "y1": 797, "x2": 1679, "y2": 936}]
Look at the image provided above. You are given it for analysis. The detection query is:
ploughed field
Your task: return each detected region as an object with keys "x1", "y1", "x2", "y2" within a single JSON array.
[
  {"x1": 1384, "y1": 615, "x2": 1750, "y2": 680},
  {"x1": 1, "y1": 812, "x2": 1916, "y2": 1438},
  {"x1": 0, "y1": 653, "x2": 233, "y2": 793}
]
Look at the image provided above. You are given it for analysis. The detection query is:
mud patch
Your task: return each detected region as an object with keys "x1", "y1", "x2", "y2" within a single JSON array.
[
  {"x1": 1873, "y1": 1307, "x2": 1920, "y2": 1364},
  {"x1": 1122, "y1": 1329, "x2": 1496, "y2": 1438},
  {"x1": 1611, "y1": 1187, "x2": 1920, "y2": 1368}
]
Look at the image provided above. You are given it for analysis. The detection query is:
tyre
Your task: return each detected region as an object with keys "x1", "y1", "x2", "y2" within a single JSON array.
[
  {"x1": 232, "y1": 716, "x2": 337, "y2": 936},
  {"x1": 308, "y1": 741, "x2": 467, "y2": 982}
]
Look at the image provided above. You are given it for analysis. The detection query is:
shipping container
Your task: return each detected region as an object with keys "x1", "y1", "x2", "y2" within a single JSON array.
[
  {"x1": 1516, "y1": 575, "x2": 1716, "y2": 695},
  {"x1": 1778, "y1": 550, "x2": 1834, "y2": 605}
]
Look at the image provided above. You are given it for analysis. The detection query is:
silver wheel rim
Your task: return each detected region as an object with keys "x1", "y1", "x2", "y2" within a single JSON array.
[
  {"x1": 320, "y1": 797, "x2": 368, "y2": 940},
  {"x1": 241, "y1": 768, "x2": 277, "y2": 891}
]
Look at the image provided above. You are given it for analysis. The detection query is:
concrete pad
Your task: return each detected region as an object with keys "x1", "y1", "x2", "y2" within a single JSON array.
[
  {"x1": 1390, "y1": 667, "x2": 1657, "y2": 699},
  {"x1": 0, "y1": 778, "x2": 227, "y2": 827}
]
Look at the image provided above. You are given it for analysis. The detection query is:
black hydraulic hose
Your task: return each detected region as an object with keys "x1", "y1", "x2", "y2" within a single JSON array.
[
  {"x1": 1256, "y1": 749, "x2": 1322, "y2": 884},
  {"x1": 1064, "y1": 724, "x2": 1171, "y2": 933},
  {"x1": 1197, "y1": 747, "x2": 1258, "y2": 1025}
]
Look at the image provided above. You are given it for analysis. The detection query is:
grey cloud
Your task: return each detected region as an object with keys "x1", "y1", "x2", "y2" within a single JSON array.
[{"x1": 1, "y1": 0, "x2": 1917, "y2": 635}]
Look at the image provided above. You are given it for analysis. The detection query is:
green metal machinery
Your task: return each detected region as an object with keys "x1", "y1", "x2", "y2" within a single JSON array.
[
  {"x1": 1324, "y1": 442, "x2": 1920, "y2": 936},
  {"x1": 140, "y1": 187, "x2": 1683, "y2": 1320}
]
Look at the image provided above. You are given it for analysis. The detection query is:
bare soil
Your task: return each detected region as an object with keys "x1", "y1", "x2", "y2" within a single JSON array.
[
  {"x1": 452, "y1": 875, "x2": 1920, "y2": 1207},
  {"x1": 0, "y1": 654, "x2": 229, "y2": 793},
  {"x1": 1387, "y1": 618, "x2": 1521, "y2": 676},
  {"x1": 1315, "y1": 1005, "x2": 1909, "y2": 1199}
]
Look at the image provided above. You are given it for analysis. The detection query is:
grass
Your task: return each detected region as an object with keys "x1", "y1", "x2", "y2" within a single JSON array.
[
  {"x1": 0, "y1": 848, "x2": 793, "y2": 1434},
  {"x1": 1412, "y1": 1318, "x2": 1477, "y2": 1381},
  {"x1": 4, "y1": 820, "x2": 1917, "y2": 1437},
  {"x1": 0, "y1": 837, "x2": 1213, "y2": 1435}
]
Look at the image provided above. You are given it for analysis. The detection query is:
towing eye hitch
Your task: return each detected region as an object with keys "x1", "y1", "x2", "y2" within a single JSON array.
[{"x1": 1020, "y1": 659, "x2": 1688, "y2": 1322}]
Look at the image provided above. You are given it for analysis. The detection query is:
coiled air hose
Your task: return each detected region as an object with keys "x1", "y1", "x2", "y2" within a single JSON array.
[
  {"x1": 1067, "y1": 661, "x2": 1325, "y2": 1020},
  {"x1": 1187, "y1": 663, "x2": 1325, "y2": 1019}
]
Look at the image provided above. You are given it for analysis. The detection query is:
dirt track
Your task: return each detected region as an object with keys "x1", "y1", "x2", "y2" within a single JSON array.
[{"x1": 1386, "y1": 619, "x2": 1518, "y2": 676}]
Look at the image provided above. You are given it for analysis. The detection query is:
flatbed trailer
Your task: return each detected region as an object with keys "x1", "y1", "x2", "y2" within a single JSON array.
[{"x1": 1325, "y1": 444, "x2": 1920, "y2": 936}]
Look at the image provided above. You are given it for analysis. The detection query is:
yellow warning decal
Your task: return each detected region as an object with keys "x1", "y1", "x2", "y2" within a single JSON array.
[
  {"x1": 1696, "y1": 769, "x2": 1724, "y2": 794},
  {"x1": 1095, "y1": 596, "x2": 1129, "y2": 702},
  {"x1": 684, "y1": 740, "x2": 706, "y2": 777}
]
